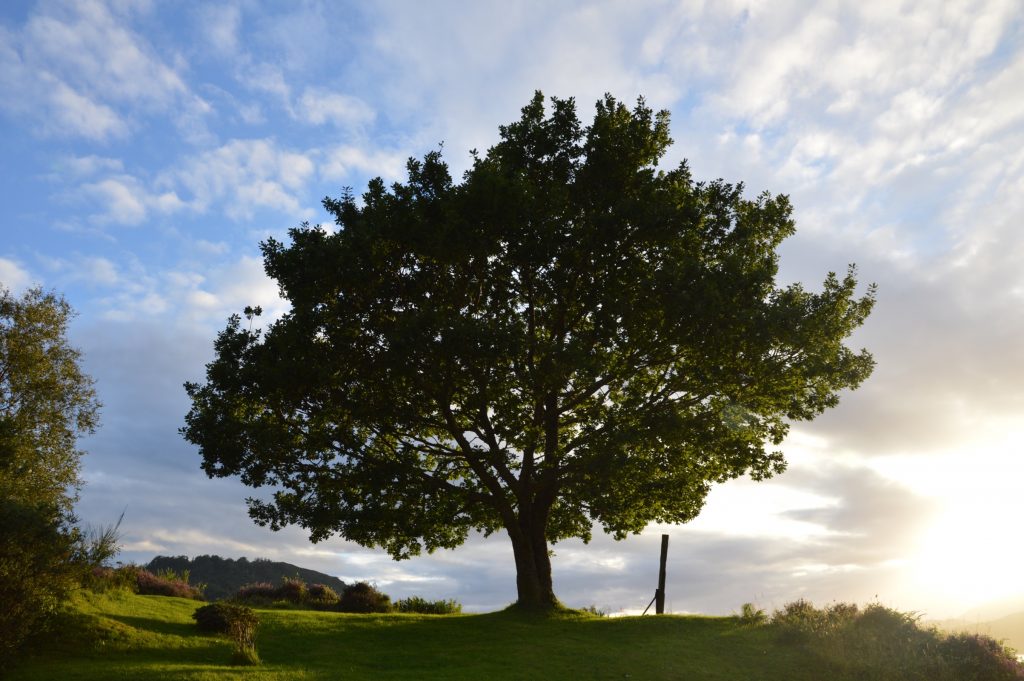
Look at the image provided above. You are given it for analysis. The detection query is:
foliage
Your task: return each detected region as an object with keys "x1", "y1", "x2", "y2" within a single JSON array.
[
  {"x1": 192, "y1": 602, "x2": 258, "y2": 635},
  {"x1": 0, "y1": 498, "x2": 81, "y2": 667},
  {"x1": 307, "y1": 583, "x2": 340, "y2": 606},
  {"x1": 394, "y1": 596, "x2": 462, "y2": 615},
  {"x1": 738, "y1": 602, "x2": 767, "y2": 626},
  {"x1": 146, "y1": 554, "x2": 347, "y2": 601},
  {"x1": 182, "y1": 92, "x2": 876, "y2": 609},
  {"x1": 236, "y1": 581, "x2": 278, "y2": 603},
  {"x1": 0, "y1": 286, "x2": 99, "y2": 513},
  {"x1": 338, "y1": 582, "x2": 392, "y2": 613},
  {"x1": 134, "y1": 568, "x2": 205, "y2": 599},
  {"x1": 771, "y1": 600, "x2": 1024, "y2": 680},
  {"x1": 0, "y1": 286, "x2": 101, "y2": 666},
  {"x1": 276, "y1": 576, "x2": 307, "y2": 603},
  {"x1": 578, "y1": 604, "x2": 607, "y2": 618}
]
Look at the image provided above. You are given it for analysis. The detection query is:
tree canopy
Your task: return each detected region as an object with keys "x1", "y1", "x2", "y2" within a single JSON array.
[
  {"x1": 0, "y1": 285, "x2": 101, "y2": 661},
  {"x1": 0, "y1": 286, "x2": 99, "y2": 513},
  {"x1": 183, "y1": 92, "x2": 875, "y2": 610}
]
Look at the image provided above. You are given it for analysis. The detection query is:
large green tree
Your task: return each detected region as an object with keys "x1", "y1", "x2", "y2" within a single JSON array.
[
  {"x1": 0, "y1": 286, "x2": 101, "y2": 661},
  {"x1": 183, "y1": 93, "x2": 875, "y2": 610}
]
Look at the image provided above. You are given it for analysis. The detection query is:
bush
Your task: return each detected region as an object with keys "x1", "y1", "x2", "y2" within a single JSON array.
[
  {"x1": 395, "y1": 596, "x2": 462, "y2": 615},
  {"x1": 0, "y1": 499, "x2": 81, "y2": 668},
  {"x1": 308, "y1": 583, "x2": 340, "y2": 607},
  {"x1": 770, "y1": 600, "x2": 1024, "y2": 681},
  {"x1": 236, "y1": 582, "x2": 277, "y2": 603},
  {"x1": 338, "y1": 582, "x2": 392, "y2": 613},
  {"x1": 738, "y1": 602, "x2": 766, "y2": 626},
  {"x1": 277, "y1": 576, "x2": 307, "y2": 603},
  {"x1": 192, "y1": 603, "x2": 258, "y2": 634},
  {"x1": 135, "y1": 568, "x2": 204, "y2": 599},
  {"x1": 192, "y1": 603, "x2": 260, "y2": 666},
  {"x1": 939, "y1": 633, "x2": 1024, "y2": 681}
]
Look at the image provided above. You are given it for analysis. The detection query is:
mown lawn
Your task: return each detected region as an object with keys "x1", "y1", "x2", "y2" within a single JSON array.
[{"x1": 10, "y1": 590, "x2": 827, "y2": 680}]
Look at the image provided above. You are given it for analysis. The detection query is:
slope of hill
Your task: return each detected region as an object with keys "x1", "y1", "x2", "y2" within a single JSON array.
[
  {"x1": 146, "y1": 554, "x2": 348, "y2": 601},
  {"x1": 10, "y1": 589, "x2": 825, "y2": 681}
]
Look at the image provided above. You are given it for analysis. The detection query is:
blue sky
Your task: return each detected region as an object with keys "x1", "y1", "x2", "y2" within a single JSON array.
[{"x1": 2, "y1": 0, "x2": 1024, "y2": 618}]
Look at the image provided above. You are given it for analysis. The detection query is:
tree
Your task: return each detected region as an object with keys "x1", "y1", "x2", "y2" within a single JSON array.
[
  {"x1": 183, "y1": 93, "x2": 875, "y2": 610},
  {"x1": 0, "y1": 286, "x2": 101, "y2": 662}
]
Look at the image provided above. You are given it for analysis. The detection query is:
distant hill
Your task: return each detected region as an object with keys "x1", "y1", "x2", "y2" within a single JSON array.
[{"x1": 146, "y1": 554, "x2": 348, "y2": 601}]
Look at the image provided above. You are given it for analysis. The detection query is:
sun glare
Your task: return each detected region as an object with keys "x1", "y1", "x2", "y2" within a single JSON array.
[{"x1": 887, "y1": 427, "x2": 1024, "y2": 614}]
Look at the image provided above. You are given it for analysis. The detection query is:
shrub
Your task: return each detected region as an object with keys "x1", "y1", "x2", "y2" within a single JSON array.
[
  {"x1": 770, "y1": 600, "x2": 1024, "y2": 681},
  {"x1": 277, "y1": 576, "x2": 307, "y2": 603},
  {"x1": 939, "y1": 633, "x2": 1024, "y2": 681},
  {"x1": 192, "y1": 603, "x2": 258, "y2": 634},
  {"x1": 135, "y1": 568, "x2": 204, "y2": 599},
  {"x1": 338, "y1": 582, "x2": 392, "y2": 613},
  {"x1": 0, "y1": 499, "x2": 80, "y2": 668},
  {"x1": 236, "y1": 582, "x2": 277, "y2": 603},
  {"x1": 191, "y1": 603, "x2": 260, "y2": 666},
  {"x1": 395, "y1": 596, "x2": 462, "y2": 615},
  {"x1": 308, "y1": 583, "x2": 340, "y2": 607},
  {"x1": 738, "y1": 602, "x2": 766, "y2": 626}
]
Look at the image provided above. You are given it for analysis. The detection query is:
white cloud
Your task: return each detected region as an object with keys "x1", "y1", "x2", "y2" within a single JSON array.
[
  {"x1": 0, "y1": 257, "x2": 33, "y2": 292},
  {"x1": 296, "y1": 87, "x2": 375, "y2": 127},
  {"x1": 0, "y1": 0, "x2": 207, "y2": 141},
  {"x1": 319, "y1": 145, "x2": 407, "y2": 183},
  {"x1": 171, "y1": 139, "x2": 315, "y2": 219},
  {"x1": 82, "y1": 174, "x2": 184, "y2": 225}
]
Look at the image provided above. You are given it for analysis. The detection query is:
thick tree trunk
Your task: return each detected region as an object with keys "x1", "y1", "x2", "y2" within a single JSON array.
[{"x1": 507, "y1": 514, "x2": 557, "y2": 611}]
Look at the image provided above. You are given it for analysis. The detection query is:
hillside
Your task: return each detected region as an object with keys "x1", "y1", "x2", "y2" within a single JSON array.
[
  {"x1": 146, "y1": 555, "x2": 348, "y2": 601},
  {"x1": 10, "y1": 590, "x2": 825, "y2": 680}
]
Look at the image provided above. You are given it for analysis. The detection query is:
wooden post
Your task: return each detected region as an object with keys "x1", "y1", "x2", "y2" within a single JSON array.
[{"x1": 655, "y1": 533, "x2": 668, "y2": 614}]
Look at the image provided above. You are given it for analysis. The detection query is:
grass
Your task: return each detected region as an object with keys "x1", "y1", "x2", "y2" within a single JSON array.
[{"x1": 10, "y1": 589, "x2": 829, "y2": 680}]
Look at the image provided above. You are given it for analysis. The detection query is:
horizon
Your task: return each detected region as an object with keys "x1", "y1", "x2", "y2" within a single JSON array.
[{"x1": 2, "y1": 0, "x2": 1023, "y2": 620}]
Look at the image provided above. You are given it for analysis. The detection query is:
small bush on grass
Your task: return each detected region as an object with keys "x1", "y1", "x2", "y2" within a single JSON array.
[
  {"x1": 228, "y1": 607, "x2": 260, "y2": 666},
  {"x1": 339, "y1": 582, "x2": 392, "y2": 613},
  {"x1": 192, "y1": 603, "x2": 257, "y2": 634},
  {"x1": 191, "y1": 603, "x2": 260, "y2": 666},
  {"x1": 395, "y1": 596, "x2": 462, "y2": 615}
]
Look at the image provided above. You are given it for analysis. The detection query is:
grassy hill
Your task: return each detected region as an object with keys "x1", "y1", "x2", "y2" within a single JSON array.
[
  {"x1": 10, "y1": 590, "x2": 826, "y2": 680},
  {"x1": 145, "y1": 555, "x2": 348, "y2": 601}
]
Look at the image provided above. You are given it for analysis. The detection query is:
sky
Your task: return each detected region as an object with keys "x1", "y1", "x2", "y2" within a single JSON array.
[{"x1": 1, "y1": 0, "x2": 1023, "y2": 619}]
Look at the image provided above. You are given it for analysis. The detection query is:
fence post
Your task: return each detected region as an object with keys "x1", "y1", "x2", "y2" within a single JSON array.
[{"x1": 655, "y1": 533, "x2": 668, "y2": 614}]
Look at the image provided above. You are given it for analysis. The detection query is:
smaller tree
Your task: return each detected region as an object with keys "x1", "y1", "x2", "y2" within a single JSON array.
[{"x1": 0, "y1": 286, "x2": 100, "y2": 664}]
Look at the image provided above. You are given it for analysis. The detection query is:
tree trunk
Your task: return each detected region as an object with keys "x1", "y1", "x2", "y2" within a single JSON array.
[{"x1": 507, "y1": 513, "x2": 557, "y2": 611}]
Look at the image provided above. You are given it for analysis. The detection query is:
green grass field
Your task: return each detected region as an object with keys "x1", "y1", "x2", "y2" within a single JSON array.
[{"x1": 10, "y1": 590, "x2": 828, "y2": 680}]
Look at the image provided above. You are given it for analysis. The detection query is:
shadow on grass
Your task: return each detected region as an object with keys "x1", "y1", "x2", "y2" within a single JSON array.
[{"x1": 106, "y1": 613, "x2": 199, "y2": 638}]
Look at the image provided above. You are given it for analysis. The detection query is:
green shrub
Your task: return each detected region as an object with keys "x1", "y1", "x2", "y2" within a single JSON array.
[
  {"x1": 308, "y1": 583, "x2": 340, "y2": 607},
  {"x1": 770, "y1": 600, "x2": 1024, "y2": 681},
  {"x1": 395, "y1": 596, "x2": 462, "y2": 615},
  {"x1": 277, "y1": 576, "x2": 307, "y2": 603},
  {"x1": 738, "y1": 602, "x2": 766, "y2": 626},
  {"x1": 338, "y1": 582, "x2": 392, "y2": 613},
  {"x1": 0, "y1": 499, "x2": 81, "y2": 668},
  {"x1": 938, "y1": 632, "x2": 1024, "y2": 681},
  {"x1": 192, "y1": 603, "x2": 257, "y2": 634}
]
